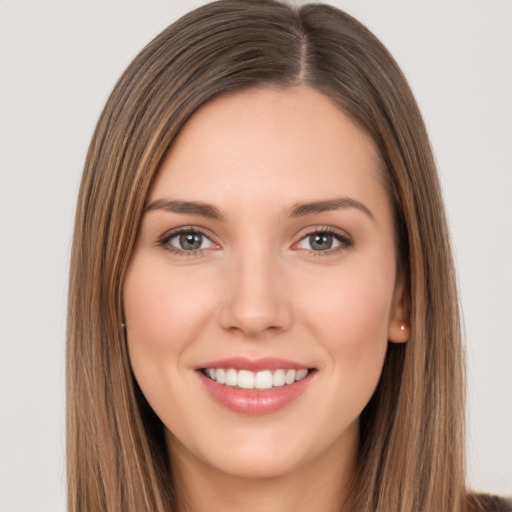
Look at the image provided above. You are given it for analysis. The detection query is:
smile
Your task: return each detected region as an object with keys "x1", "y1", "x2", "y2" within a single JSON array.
[
  {"x1": 202, "y1": 368, "x2": 310, "y2": 390},
  {"x1": 197, "y1": 357, "x2": 316, "y2": 415}
]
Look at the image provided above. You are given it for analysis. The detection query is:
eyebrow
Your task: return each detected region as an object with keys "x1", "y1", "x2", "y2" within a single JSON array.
[
  {"x1": 145, "y1": 196, "x2": 374, "y2": 221},
  {"x1": 288, "y1": 197, "x2": 375, "y2": 221},
  {"x1": 146, "y1": 199, "x2": 223, "y2": 220}
]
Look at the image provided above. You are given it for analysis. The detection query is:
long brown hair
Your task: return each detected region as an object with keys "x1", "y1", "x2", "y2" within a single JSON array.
[{"x1": 67, "y1": 1, "x2": 467, "y2": 510}]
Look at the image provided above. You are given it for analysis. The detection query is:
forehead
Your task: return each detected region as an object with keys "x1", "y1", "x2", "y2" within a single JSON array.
[{"x1": 149, "y1": 85, "x2": 387, "y2": 213}]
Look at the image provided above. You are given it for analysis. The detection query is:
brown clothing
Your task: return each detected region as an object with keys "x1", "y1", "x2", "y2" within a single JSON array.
[{"x1": 468, "y1": 494, "x2": 512, "y2": 512}]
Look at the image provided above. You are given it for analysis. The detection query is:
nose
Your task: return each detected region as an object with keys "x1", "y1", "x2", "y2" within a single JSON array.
[{"x1": 218, "y1": 248, "x2": 292, "y2": 337}]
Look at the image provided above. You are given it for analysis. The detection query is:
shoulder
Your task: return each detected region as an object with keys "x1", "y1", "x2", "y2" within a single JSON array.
[{"x1": 467, "y1": 493, "x2": 512, "y2": 512}]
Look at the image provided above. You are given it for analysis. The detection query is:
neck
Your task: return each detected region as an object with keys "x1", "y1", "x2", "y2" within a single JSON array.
[{"x1": 167, "y1": 430, "x2": 358, "y2": 512}]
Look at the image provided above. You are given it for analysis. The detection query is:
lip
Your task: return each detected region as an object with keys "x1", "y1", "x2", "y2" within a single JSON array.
[
  {"x1": 196, "y1": 357, "x2": 316, "y2": 415},
  {"x1": 196, "y1": 356, "x2": 311, "y2": 372}
]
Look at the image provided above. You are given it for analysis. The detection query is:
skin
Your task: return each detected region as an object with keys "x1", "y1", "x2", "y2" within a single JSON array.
[{"x1": 123, "y1": 85, "x2": 409, "y2": 512}]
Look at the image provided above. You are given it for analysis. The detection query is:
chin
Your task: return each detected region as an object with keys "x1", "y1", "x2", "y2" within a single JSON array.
[{"x1": 203, "y1": 445, "x2": 307, "y2": 480}]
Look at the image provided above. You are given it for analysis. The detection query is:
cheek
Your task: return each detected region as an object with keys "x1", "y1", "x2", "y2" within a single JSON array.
[
  {"x1": 122, "y1": 259, "x2": 216, "y2": 416},
  {"x1": 306, "y1": 265, "x2": 393, "y2": 339},
  {"x1": 300, "y1": 265, "x2": 393, "y2": 396},
  {"x1": 123, "y1": 260, "x2": 215, "y2": 353}
]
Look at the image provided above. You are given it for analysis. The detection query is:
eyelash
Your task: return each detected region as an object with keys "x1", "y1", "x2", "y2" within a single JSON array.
[
  {"x1": 294, "y1": 227, "x2": 353, "y2": 256},
  {"x1": 157, "y1": 227, "x2": 216, "y2": 256},
  {"x1": 157, "y1": 226, "x2": 353, "y2": 257}
]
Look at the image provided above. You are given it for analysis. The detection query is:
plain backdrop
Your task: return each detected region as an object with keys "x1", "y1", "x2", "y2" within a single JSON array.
[{"x1": 0, "y1": 1, "x2": 511, "y2": 510}]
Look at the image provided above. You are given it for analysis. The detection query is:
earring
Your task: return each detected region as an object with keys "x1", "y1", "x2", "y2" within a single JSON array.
[
  {"x1": 400, "y1": 324, "x2": 405, "y2": 332},
  {"x1": 121, "y1": 323, "x2": 126, "y2": 329}
]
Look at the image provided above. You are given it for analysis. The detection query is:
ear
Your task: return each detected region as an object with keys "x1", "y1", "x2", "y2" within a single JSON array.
[{"x1": 388, "y1": 273, "x2": 410, "y2": 343}]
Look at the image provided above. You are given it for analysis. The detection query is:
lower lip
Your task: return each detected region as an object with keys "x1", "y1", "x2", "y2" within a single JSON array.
[{"x1": 198, "y1": 371, "x2": 314, "y2": 415}]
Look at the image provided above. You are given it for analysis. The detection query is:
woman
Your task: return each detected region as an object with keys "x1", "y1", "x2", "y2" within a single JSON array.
[{"x1": 66, "y1": 1, "x2": 511, "y2": 510}]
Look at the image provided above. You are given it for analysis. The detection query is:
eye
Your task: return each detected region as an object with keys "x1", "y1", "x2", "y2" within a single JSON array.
[
  {"x1": 159, "y1": 228, "x2": 217, "y2": 254},
  {"x1": 296, "y1": 229, "x2": 352, "y2": 253}
]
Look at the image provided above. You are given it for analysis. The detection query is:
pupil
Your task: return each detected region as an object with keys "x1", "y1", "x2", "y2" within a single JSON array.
[
  {"x1": 180, "y1": 232, "x2": 202, "y2": 250},
  {"x1": 311, "y1": 233, "x2": 332, "y2": 250}
]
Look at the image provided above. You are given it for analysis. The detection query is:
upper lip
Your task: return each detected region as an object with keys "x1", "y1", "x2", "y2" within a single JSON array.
[{"x1": 196, "y1": 357, "x2": 313, "y2": 372}]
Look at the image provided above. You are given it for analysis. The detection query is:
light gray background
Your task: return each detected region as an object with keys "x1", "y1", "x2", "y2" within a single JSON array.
[{"x1": 1, "y1": 1, "x2": 511, "y2": 510}]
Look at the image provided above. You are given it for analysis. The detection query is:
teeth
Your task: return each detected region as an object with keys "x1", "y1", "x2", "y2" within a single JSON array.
[
  {"x1": 225, "y1": 369, "x2": 237, "y2": 386},
  {"x1": 285, "y1": 369, "x2": 296, "y2": 385},
  {"x1": 254, "y1": 370, "x2": 273, "y2": 390},
  {"x1": 216, "y1": 368, "x2": 225, "y2": 384},
  {"x1": 203, "y1": 367, "x2": 310, "y2": 390},
  {"x1": 296, "y1": 369, "x2": 308, "y2": 381},
  {"x1": 272, "y1": 369, "x2": 286, "y2": 387},
  {"x1": 238, "y1": 370, "x2": 255, "y2": 389}
]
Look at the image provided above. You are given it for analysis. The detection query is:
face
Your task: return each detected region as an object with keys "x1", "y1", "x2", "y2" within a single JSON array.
[{"x1": 123, "y1": 85, "x2": 408, "y2": 482}]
